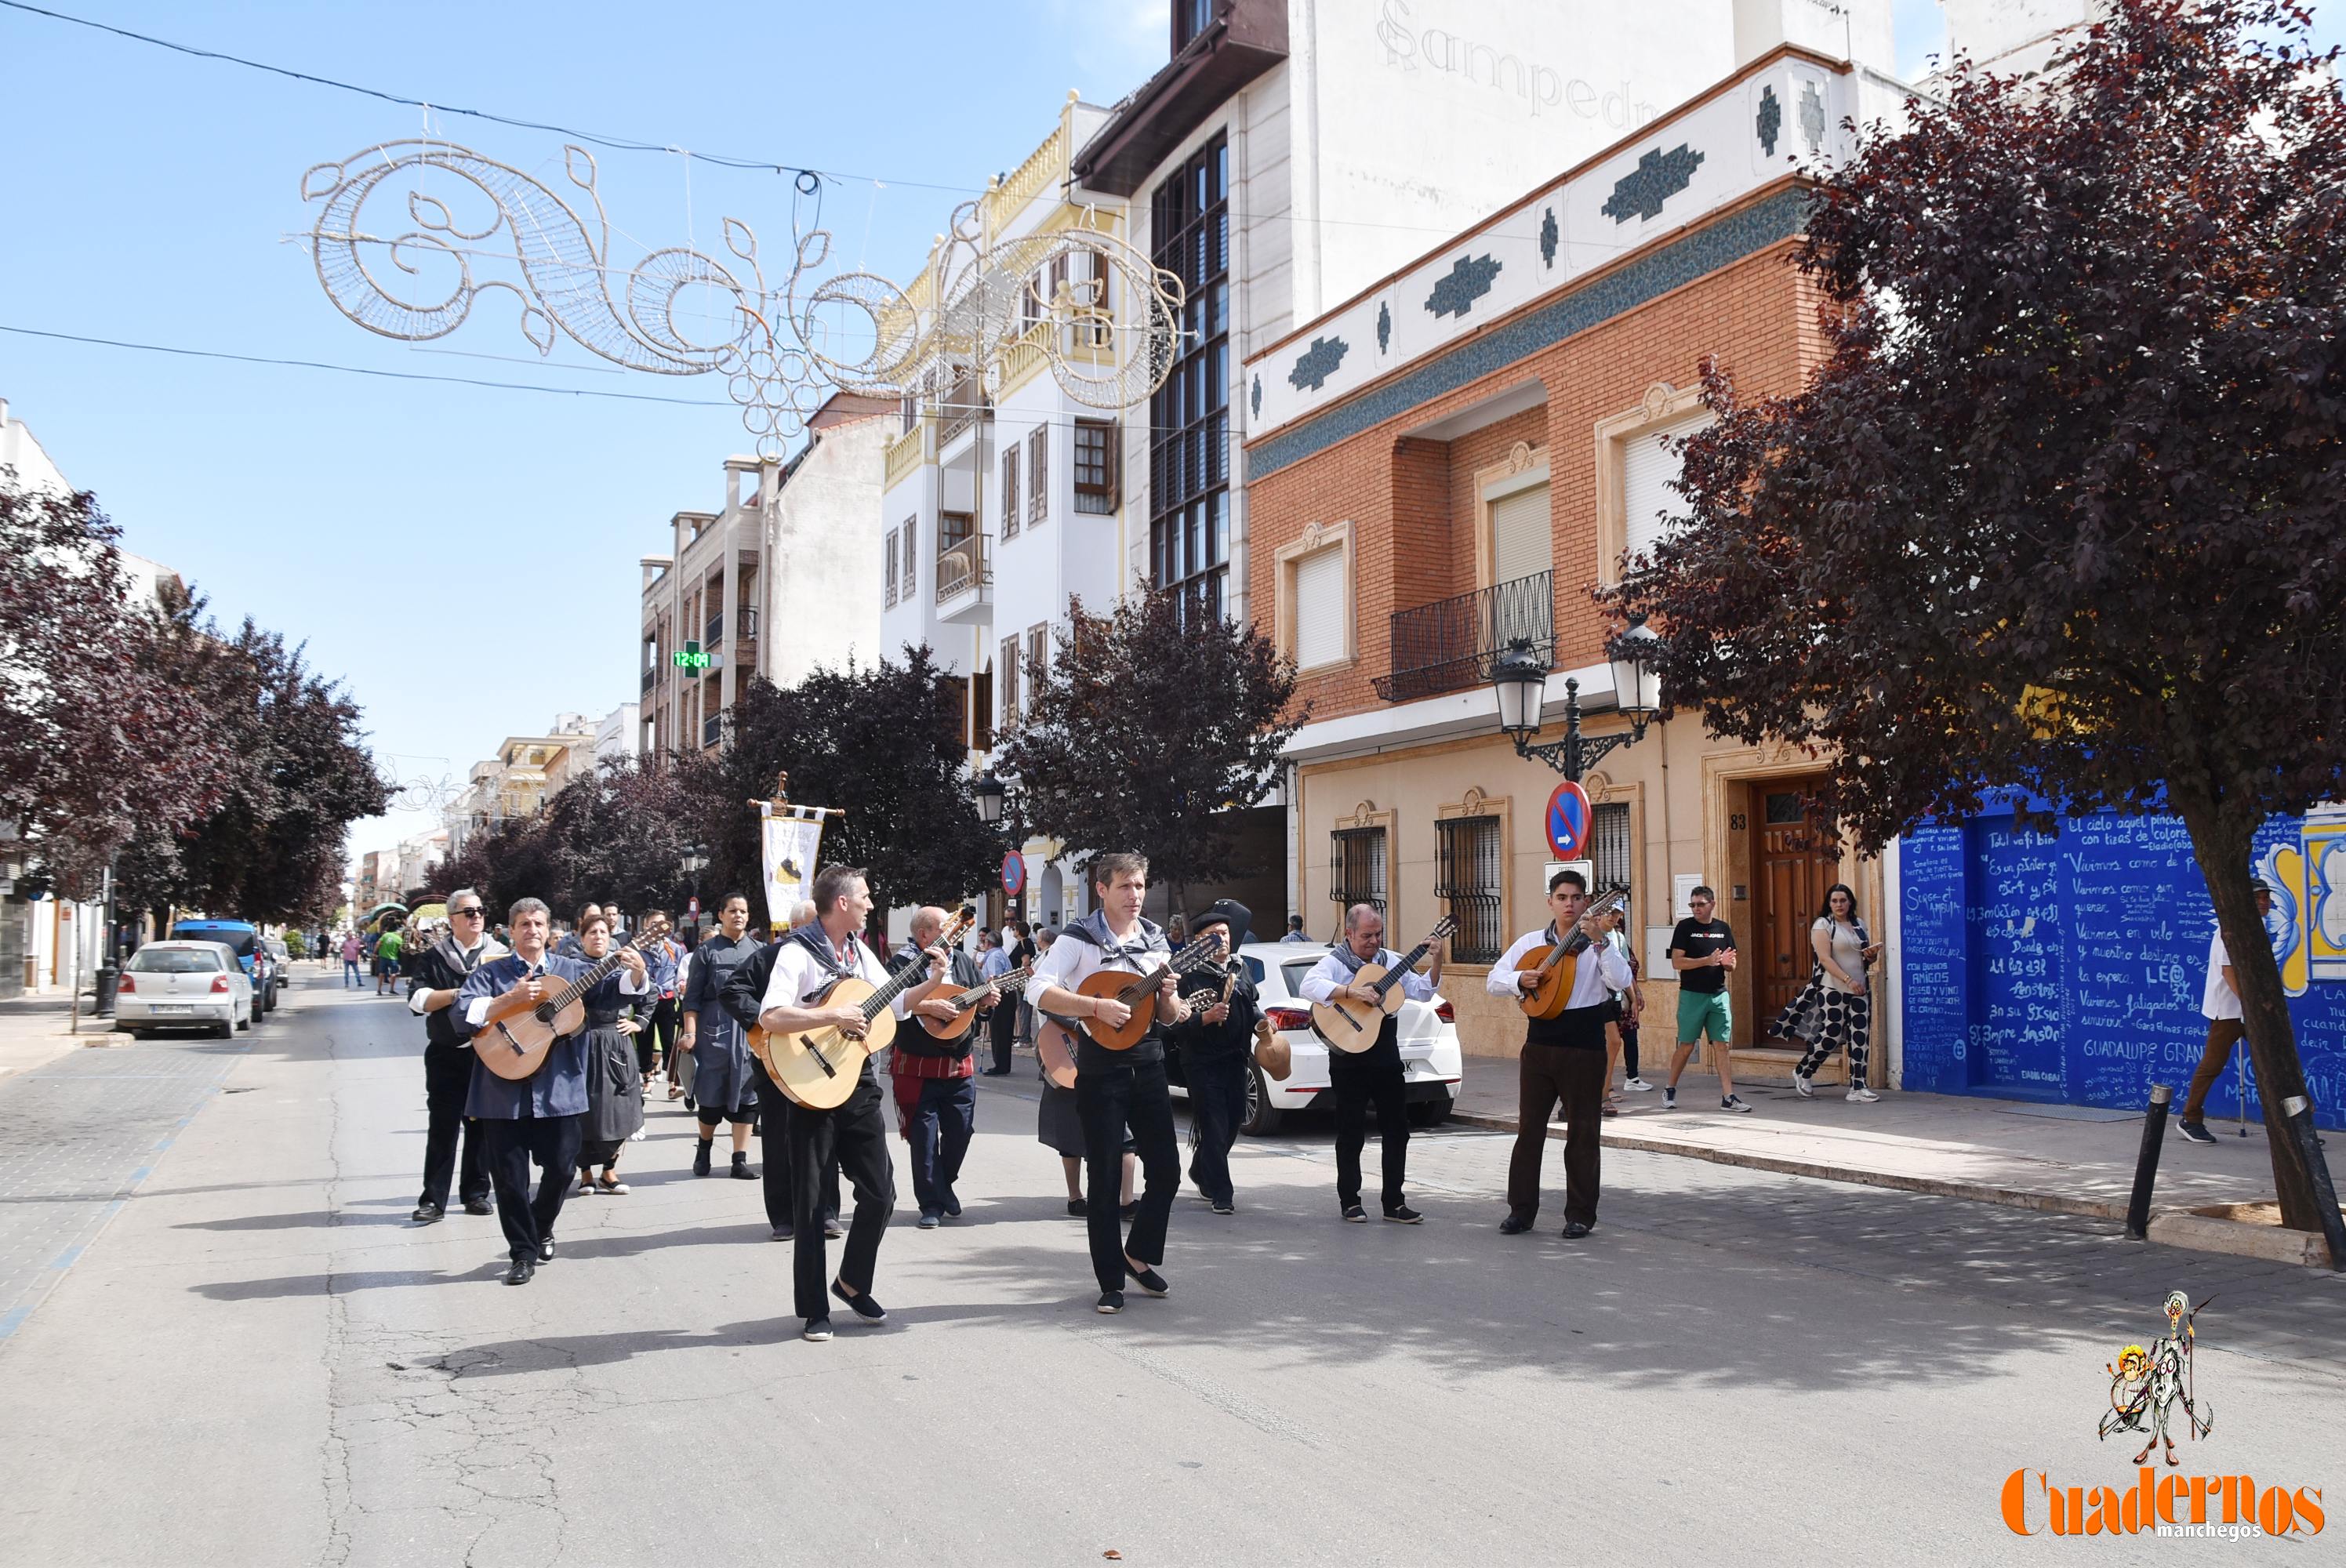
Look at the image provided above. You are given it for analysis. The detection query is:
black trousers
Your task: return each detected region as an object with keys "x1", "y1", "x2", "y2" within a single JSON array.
[
  {"x1": 987, "y1": 1001, "x2": 1016, "y2": 1073},
  {"x1": 1331, "y1": 1029, "x2": 1409, "y2": 1211},
  {"x1": 1509, "y1": 1041, "x2": 1607, "y2": 1225},
  {"x1": 1184, "y1": 1051, "x2": 1248, "y2": 1206},
  {"x1": 754, "y1": 1059, "x2": 839, "y2": 1231},
  {"x1": 477, "y1": 1112, "x2": 583, "y2": 1261},
  {"x1": 639, "y1": 996, "x2": 677, "y2": 1077},
  {"x1": 419, "y1": 1043, "x2": 491, "y2": 1210},
  {"x1": 786, "y1": 1070, "x2": 893, "y2": 1321},
  {"x1": 1077, "y1": 1055, "x2": 1178, "y2": 1294}
]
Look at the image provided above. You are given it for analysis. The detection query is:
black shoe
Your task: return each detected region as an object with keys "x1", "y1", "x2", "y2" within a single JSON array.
[
  {"x1": 1124, "y1": 1261, "x2": 1170, "y2": 1297},
  {"x1": 1210, "y1": 1200, "x2": 1235, "y2": 1216},
  {"x1": 1561, "y1": 1220, "x2": 1596, "y2": 1239},
  {"x1": 538, "y1": 1235, "x2": 555, "y2": 1262},
  {"x1": 684, "y1": 1095, "x2": 696, "y2": 1113},
  {"x1": 1067, "y1": 1198, "x2": 1088, "y2": 1217},
  {"x1": 503, "y1": 1258, "x2": 535, "y2": 1286},
  {"x1": 823, "y1": 1215, "x2": 845, "y2": 1240},
  {"x1": 1498, "y1": 1213, "x2": 1536, "y2": 1235},
  {"x1": 2178, "y1": 1120, "x2": 2218, "y2": 1145},
  {"x1": 830, "y1": 1280, "x2": 886, "y2": 1323},
  {"x1": 693, "y1": 1141, "x2": 713, "y2": 1178},
  {"x1": 730, "y1": 1153, "x2": 757, "y2": 1180},
  {"x1": 1342, "y1": 1203, "x2": 1368, "y2": 1223},
  {"x1": 1095, "y1": 1290, "x2": 1125, "y2": 1315},
  {"x1": 801, "y1": 1317, "x2": 833, "y2": 1342},
  {"x1": 1383, "y1": 1205, "x2": 1424, "y2": 1225},
  {"x1": 770, "y1": 1225, "x2": 793, "y2": 1242},
  {"x1": 1119, "y1": 1201, "x2": 1138, "y2": 1219},
  {"x1": 462, "y1": 1198, "x2": 493, "y2": 1216},
  {"x1": 942, "y1": 1189, "x2": 962, "y2": 1217},
  {"x1": 411, "y1": 1203, "x2": 445, "y2": 1225}
]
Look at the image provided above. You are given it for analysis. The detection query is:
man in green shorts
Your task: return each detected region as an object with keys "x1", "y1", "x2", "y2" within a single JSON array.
[{"x1": 1665, "y1": 886, "x2": 1749, "y2": 1112}]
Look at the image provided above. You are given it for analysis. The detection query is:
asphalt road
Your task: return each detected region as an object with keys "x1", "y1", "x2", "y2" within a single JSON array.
[{"x1": 0, "y1": 969, "x2": 2337, "y2": 1566}]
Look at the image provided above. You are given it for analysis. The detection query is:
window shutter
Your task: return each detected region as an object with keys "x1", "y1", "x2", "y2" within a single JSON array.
[
  {"x1": 1621, "y1": 416, "x2": 1712, "y2": 568},
  {"x1": 1488, "y1": 482, "x2": 1551, "y2": 586},
  {"x1": 1030, "y1": 426, "x2": 1048, "y2": 521},
  {"x1": 884, "y1": 528, "x2": 899, "y2": 605},
  {"x1": 1293, "y1": 546, "x2": 1345, "y2": 669},
  {"x1": 902, "y1": 521, "x2": 916, "y2": 595},
  {"x1": 1000, "y1": 635, "x2": 1020, "y2": 721},
  {"x1": 1001, "y1": 447, "x2": 1020, "y2": 539}
]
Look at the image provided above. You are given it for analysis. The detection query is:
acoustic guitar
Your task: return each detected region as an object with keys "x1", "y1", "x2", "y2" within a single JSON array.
[
  {"x1": 917, "y1": 961, "x2": 1033, "y2": 1039},
  {"x1": 471, "y1": 916, "x2": 673, "y2": 1082},
  {"x1": 1037, "y1": 1018, "x2": 1077, "y2": 1089},
  {"x1": 1510, "y1": 888, "x2": 1631, "y2": 1018},
  {"x1": 767, "y1": 910, "x2": 972, "y2": 1110},
  {"x1": 1064, "y1": 931, "x2": 1228, "y2": 1051},
  {"x1": 1308, "y1": 916, "x2": 1457, "y2": 1054}
]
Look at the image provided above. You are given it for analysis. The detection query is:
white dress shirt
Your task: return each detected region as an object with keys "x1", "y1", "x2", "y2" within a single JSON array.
[
  {"x1": 1488, "y1": 928, "x2": 1632, "y2": 1009},
  {"x1": 407, "y1": 932, "x2": 499, "y2": 1014},
  {"x1": 761, "y1": 930, "x2": 893, "y2": 1014},
  {"x1": 1027, "y1": 920, "x2": 1161, "y2": 1007},
  {"x1": 1297, "y1": 948, "x2": 1437, "y2": 1006}
]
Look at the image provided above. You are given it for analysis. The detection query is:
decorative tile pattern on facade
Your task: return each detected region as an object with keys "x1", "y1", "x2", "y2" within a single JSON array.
[
  {"x1": 1376, "y1": 300, "x2": 1392, "y2": 354},
  {"x1": 1600, "y1": 144, "x2": 1708, "y2": 224},
  {"x1": 1757, "y1": 85, "x2": 1782, "y2": 156},
  {"x1": 1538, "y1": 207, "x2": 1559, "y2": 269},
  {"x1": 1424, "y1": 254, "x2": 1503, "y2": 320},
  {"x1": 1289, "y1": 336, "x2": 1352, "y2": 392}
]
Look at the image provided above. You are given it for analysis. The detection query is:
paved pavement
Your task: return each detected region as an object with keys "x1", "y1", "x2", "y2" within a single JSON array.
[
  {"x1": 0, "y1": 965, "x2": 2337, "y2": 1566},
  {"x1": 0, "y1": 993, "x2": 88, "y2": 1083}
]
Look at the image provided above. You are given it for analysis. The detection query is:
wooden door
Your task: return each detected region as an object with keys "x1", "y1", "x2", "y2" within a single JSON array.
[{"x1": 1753, "y1": 779, "x2": 1839, "y2": 1024}]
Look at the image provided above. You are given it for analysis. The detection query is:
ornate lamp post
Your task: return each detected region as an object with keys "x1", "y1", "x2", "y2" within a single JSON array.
[
  {"x1": 1492, "y1": 617, "x2": 1665, "y2": 780},
  {"x1": 971, "y1": 770, "x2": 1008, "y2": 829}
]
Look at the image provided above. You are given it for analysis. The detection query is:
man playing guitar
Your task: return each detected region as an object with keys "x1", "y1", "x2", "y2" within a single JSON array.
[
  {"x1": 1162, "y1": 899, "x2": 1260, "y2": 1218},
  {"x1": 891, "y1": 906, "x2": 1000, "y2": 1228},
  {"x1": 1026, "y1": 852, "x2": 1193, "y2": 1316},
  {"x1": 1296, "y1": 904, "x2": 1444, "y2": 1224}
]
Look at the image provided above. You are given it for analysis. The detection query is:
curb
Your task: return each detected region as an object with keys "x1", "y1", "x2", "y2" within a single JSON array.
[{"x1": 1447, "y1": 1110, "x2": 2339, "y2": 1270}]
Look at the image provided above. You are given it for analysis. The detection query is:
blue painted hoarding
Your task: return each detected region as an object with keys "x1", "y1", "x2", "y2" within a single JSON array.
[{"x1": 1898, "y1": 808, "x2": 2346, "y2": 1131}]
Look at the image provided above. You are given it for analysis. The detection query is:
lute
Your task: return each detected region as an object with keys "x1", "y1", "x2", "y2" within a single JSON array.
[
  {"x1": 1512, "y1": 888, "x2": 1631, "y2": 1018},
  {"x1": 1065, "y1": 931, "x2": 1229, "y2": 1051},
  {"x1": 767, "y1": 910, "x2": 972, "y2": 1109},
  {"x1": 471, "y1": 915, "x2": 673, "y2": 1081},
  {"x1": 1308, "y1": 916, "x2": 1457, "y2": 1054},
  {"x1": 917, "y1": 960, "x2": 1034, "y2": 1039}
]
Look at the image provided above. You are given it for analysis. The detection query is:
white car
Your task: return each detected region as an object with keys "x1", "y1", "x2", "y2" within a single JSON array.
[
  {"x1": 113, "y1": 940, "x2": 253, "y2": 1039},
  {"x1": 1167, "y1": 940, "x2": 1464, "y2": 1135}
]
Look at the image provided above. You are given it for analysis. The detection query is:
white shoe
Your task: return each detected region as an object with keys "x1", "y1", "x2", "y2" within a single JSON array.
[
  {"x1": 1846, "y1": 1087, "x2": 1880, "y2": 1103},
  {"x1": 1792, "y1": 1073, "x2": 1814, "y2": 1098},
  {"x1": 1622, "y1": 1077, "x2": 1652, "y2": 1092}
]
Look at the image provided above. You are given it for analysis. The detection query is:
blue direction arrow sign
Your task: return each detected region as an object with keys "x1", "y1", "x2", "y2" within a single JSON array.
[{"x1": 1544, "y1": 780, "x2": 1593, "y2": 861}]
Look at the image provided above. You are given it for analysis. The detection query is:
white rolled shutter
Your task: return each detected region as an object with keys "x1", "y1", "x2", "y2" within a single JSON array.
[
  {"x1": 1489, "y1": 482, "x2": 1551, "y2": 586},
  {"x1": 1621, "y1": 416, "x2": 1712, "y2": 567},
  {"x1": 1293, "y1": 546, "x2": 1345, "y2": 669}
]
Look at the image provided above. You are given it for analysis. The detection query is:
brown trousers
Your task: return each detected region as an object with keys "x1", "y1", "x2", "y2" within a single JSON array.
[
  {"x1": 1507, "y1": 1043, "x2": 1607, "y2": 1224},
  {"x1": 2182, "y1": 1017, "x2": 2247, "y2": 1123}
]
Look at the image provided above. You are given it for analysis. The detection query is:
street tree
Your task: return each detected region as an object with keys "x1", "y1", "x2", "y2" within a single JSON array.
[
  {"x1": 532, "y1": 755, "x2": 703, "y2": 917},
  {"x1": 993, "y1": 587, "x2": 1304, "y2": 912},
  {"x1": 1603, "y1": 0, "x2": 2346, "y2": 1229}
]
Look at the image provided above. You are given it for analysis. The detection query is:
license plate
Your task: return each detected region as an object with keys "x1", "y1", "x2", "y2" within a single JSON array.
[{"x1": 150, "y1": 1004, "x2": 194, "y2": 1014}]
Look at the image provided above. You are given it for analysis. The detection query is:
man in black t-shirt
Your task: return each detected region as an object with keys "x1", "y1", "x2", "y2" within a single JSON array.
[{"x1": 1665, "y1": 885, "x2": 1749, "y2": 1112}]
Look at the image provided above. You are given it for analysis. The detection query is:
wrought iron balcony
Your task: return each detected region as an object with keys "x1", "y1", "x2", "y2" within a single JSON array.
[{"x1": 1371, "y1": 569, "x2": 1554, "y2": 703}]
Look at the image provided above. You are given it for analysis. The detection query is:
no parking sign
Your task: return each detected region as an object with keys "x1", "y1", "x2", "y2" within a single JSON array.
[{"x1": 1544, "y1": 780, "x2": 1592, "y2": 861}]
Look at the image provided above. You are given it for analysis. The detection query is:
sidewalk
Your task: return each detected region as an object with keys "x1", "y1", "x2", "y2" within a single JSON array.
[
  {"x1": 1447, "y1": 1059, "x2": 2341, "y2": 1269},
  {"x1": 0, "y1": 995, "x2": 100, "y2": 1083}
]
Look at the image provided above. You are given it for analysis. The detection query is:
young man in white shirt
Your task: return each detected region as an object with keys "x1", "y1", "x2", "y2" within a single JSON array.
[
  {"x1": 1295, "y1": 902, "x2": 1443, "y2": 1223},
  {"x1": 2179, "y1": 878, "x2": 2276, "y2": 1144},
  {"x1": 1487, "y1": 869, "x2": 1633, "y2": 1238},
  {"x1": 1027, "y1": 851, "x2": 1192, "y2": 1315},
  {"x1": 756, "y1": 865, "x2": 908, "y2": 1342}
]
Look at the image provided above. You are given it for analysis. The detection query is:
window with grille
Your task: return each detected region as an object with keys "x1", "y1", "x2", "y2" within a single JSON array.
[
  {"x1": 1329, "y1": 826, "x2": 1388, "y2": 918},
  {"x1": 1001, "y1": 447, "x2": 1021, "y2": 539},
  {"x1": 884, "y1": 528, "x2": 899, "y2": 606},
  {"x1": 1436, "y1": 815, "x2": 1504, "y2": 964},
  {"x1": 1028, "y1": 426, "x2": 1048, "y2": 524},
  {"x1": 1000, "y1": 635, "x2": 1021, "y2": 725},
  {"x1": 1074, "y1": 420, "x2": 1117, "y2": 513},
  {"x1": 901, "y1": 520, "x2": 916, "y2": 597},
  {"x1": 1149, "y1": 133, "x2": 1229, "y2": 616},
  {"x1": 1589, "y1": 801, "x2": 1632, "y2": 898}
]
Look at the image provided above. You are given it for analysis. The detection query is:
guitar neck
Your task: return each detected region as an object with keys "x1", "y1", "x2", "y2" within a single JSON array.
[
  {"x1": 546, "y1": 929, "x2": 656, "y2": 1008},
  {"x1": 955, "y1": 965, "x2": 1033, "y2": 1007},
  {"x1": 866, "y1": 922, "x2": 971, "y2": 1018}
]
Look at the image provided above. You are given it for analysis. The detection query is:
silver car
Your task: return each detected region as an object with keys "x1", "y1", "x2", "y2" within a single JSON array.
[{"x1": 113, "y1": 941, "x2": 254, "y2": 1039}]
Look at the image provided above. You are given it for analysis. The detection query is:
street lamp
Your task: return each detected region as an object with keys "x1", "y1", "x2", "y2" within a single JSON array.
[
  {"x1": 971, "y1": 770, "x2": 1008, "y2": 827},
  {"x1": 1491, "y1": 617, "x2": 1665, "y2": 780}
]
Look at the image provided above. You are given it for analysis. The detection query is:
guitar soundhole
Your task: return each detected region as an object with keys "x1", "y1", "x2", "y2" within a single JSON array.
[{"x1": 534, "y1": 1004, "x2": 557, "y2": 1025}]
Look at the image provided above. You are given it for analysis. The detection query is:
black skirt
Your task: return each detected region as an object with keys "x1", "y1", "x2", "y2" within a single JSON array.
[{"x1": 1036, "y1": 1081, "x2": 1135, "y2": 1157}]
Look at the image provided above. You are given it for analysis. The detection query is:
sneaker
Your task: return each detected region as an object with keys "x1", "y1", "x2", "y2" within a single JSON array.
[
  {"x1": 917, "y1": 1211, "x2": 941, "y2": 1229},
  {"x1": 770, "y1": 1225, "x2": 793, "y2": 1242},
  {"x1": 1622, "y1": 1077, "x2": 1652, "y2": 1093},
  {"x1": 823, "y1": 1215, "x2": 845, "y2": 1240},
  {"x1": 1722, "y1": 1094, "x2": 1753, "y2": 1113},
  {"x1": 801, "y1": 1317, "x2": 834, "y2": 1342},
  {"x1": 1663, "y1": 1087, "x2": 1678, "y2": 1109},
  {"x1": 942, "y1": 1189, "x2": 962, "y2": 1218},
  {"x1": 1382, "y1": 1206, "x2": 1424, "y2": 1224},
  {"x1": 1095, "y1": 1290, "x2": 1125, "y2": 1315},
  {"x1": 1845, "y1": 1087, "x2": 1880, "y2": 1103},
  {"x1": 1210, "y1": 1200, "x2": 1235, "y2": 1216},
  {"x1": 2177, "y1": 1120, "x2": 2218, "y2": 1145},
  {"x1": 1342, "y1": 1203, "x2": 1368, "y2": 1223},
  {"x1": 1792, "y1": 1073, "x2": 1814, "y2": 1099}
]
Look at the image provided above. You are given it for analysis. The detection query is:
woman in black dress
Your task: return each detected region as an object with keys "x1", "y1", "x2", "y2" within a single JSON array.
[{"x1": 572, "y1": 913, "x2": 646, "y2": 1193}]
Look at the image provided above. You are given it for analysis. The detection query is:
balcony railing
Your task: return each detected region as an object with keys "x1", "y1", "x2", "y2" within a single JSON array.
[
  {"x1": 1371, "y1": 569, "x2": 1554, "y2": 703},
  {"x1": 705, "y1": 612, "x2": 724, "y2": 648},
  {"x1": 936, "y1": 535, "x2": 990, "y2": 604}
]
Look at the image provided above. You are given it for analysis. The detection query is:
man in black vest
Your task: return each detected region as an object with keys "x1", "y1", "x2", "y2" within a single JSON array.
[
  {"x1": 892, "y1": 906, "x2": 998, "y2": 1227},
  {"x1": 723, "y1": 912, "x2": 842, "y2": 1243},
  {"x1": 1296, "y1": 902, "x2": 1444, "y2": 1224},
  {"x1": 403, "y1": 888, "x2": 504, "y2": 1223},
  {"x1": 1164, "y1": 899, "x2": 1259, "y2": 1217}
]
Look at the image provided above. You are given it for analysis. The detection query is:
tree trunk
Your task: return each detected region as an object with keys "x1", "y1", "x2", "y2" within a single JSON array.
[{"x1": 2170, "y1": 791, "x2": 2330, "y2": 1231}]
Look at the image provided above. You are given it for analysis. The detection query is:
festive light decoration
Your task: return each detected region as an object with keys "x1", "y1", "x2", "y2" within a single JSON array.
[{"x1": 300, "y1": 140, "x2": 1183, "y2": 458}]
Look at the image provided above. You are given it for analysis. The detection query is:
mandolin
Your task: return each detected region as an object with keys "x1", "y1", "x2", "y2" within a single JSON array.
[
  {"x1": 1066, "y1": 931, "x2": 1229, "y2": 1051},
  {"x1": 1308, "y1": 916, "x2": 1457, "y2": 1053},
  {"x1": 917, "y1": 961, "x2": 1034, "y2": 1039},
  {"x1": 1510, "y1": 888, "x2": 1631, "y2": 1019},
  {"x1": 767, "y1": 910, "x2": 972, "y2": 1109},
  {"x1": 471, "y1": 916, "x2": 673, "y2": 1081}
]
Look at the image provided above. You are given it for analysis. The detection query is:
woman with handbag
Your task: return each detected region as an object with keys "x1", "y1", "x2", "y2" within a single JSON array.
[{"x1": 1774, "y1": 882, "x2": 1883, "y2": 1103}]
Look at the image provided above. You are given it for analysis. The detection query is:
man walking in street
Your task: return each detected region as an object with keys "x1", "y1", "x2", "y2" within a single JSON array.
[
  {"x1": 893, "y1": 906, "x2": 997, "y2": 1226},
  {"x1": 2179, "y1": 878, "x2": 2278, "y2": 1144},
  {"x1": 1664, "y1": 886, "x2": 1748, "y2": 1112},
  {"x1": 404, "y1": 889, "x2": 503, "y2": 1225},
  {"x1": 374, "y1": 924, "x2": 405, "y2": 997},
  {"x1": 1297, "y1": 902, "x2": 1441, "y2": 1225},
  {"x1": 1165, "y1": 900, "x2": 1259, "y2": 1217}
]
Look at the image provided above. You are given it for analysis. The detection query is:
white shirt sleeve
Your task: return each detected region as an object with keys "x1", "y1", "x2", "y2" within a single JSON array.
[
  {"x1": 1593, "y1": 940, "x2": 1633, "y2": 993},
  {"x1": 889, "y1": 949, "x2": 943, "y2": 1020},
  {"x1": 408, "y1": 989, "x2": 430, "y2": 1016},
  {"x1": 617, "y1": 968, "x2": 649, "y2": 996},
  {"x1": 762, "y1": 946, "x2": 818, "y2": 1016},
  {"x1": 1488, "y1": 931, "x2": 1545, "y2": 996},
  {"x1": 1295, "y1": 953, "x2": 1349, "y2": 1004},
  {"x1": 1028, "y1": 935, "x2": 1088, "y2": 1007},
  {"x1": 463, "y1": 996, "x2": 492, "y2": 1025}
]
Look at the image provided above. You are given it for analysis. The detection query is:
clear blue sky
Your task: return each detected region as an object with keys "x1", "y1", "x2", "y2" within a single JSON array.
[{"x1": 0, "y1": 1, "x2": 2334, "y2": 882}]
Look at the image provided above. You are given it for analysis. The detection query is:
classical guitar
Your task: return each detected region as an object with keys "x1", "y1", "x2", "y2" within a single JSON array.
[
  {"x1": 1037, "y1": 1018, "x2": 1077, "y2": 1088},
  {"x1": 1511, "y1": 888, "x2": 1632, "y2": 1019},
  {"x1": 1308, "y1": 916, "x2": 1457, "y2": 1054},
  {"x1": 471, "y1": 916, "x2": 673, "y2": 1082},
  {"x1": 768, "y1": 910, "x2": 973, "y2": 1109},
  {"x1": 1067, "y1": 931, "x2": 1228, "y2": 1051},
  {"x1": 917, "y1": 961, "x2": 1034, "y2": 1039}
]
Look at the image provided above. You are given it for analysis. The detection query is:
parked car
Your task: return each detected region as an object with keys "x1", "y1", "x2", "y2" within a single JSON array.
[
  {"x1": 169, "y1": 919, "x2": 274, "y2": 1014},
  {"x1": 113, "y1": 940, "x2": 252, "y2": 1039},
  {"x1": 1165, "y1": 940, "x2": 1463, "y2": 1136},
  {"x1": 263, "y1": 935, "x2": 292, "y2": 996}
]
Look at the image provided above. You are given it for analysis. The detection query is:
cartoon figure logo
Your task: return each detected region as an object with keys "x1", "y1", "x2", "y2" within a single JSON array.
[{"x1": 2099, "y1": 1291, "x2": 2215, "y2": 1467}]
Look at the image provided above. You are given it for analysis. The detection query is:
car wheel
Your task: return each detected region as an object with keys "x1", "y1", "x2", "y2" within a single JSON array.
[
  {"x1": 1408, "y1": 1093, "x2": 1454, "y2": 1128},
  {"x1": 1240, "y1": 1061, "x2": 1284, "y2": 1137},
  {"x1": 212, "y1": 1020, "x2": 234, "y2": 1040},
  {"x1": 236, "y1": 1007, "x2": 251, "y2": 1032}
]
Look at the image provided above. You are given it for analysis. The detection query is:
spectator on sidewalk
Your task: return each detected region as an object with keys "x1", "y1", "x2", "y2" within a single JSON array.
[
  {"x1": 1280, "y1": 914, "x2": 1311, "y2": 943},
  {"x1": 340, "y1": 932, "x2": 364, "y2": 989},
  {"x1": 374, "y1": 927, "x2": 405, "y2": 996},
  {"x1": 1664, "y1": 887, "x2": 1747, "y2": 1112},
  {"x1": 1782, "y1": 883, "x2": 1882, "y2": 1104},
  {"x1": 978, "y1": 929, "x2": 1017, "y2": 1076},
  {"x1": 2179, "y1": 879, "x2": 2278, "y2": 1144},
  {"x1": 1603, "y1": 905, "x2": 1647, "y2": 1112}
]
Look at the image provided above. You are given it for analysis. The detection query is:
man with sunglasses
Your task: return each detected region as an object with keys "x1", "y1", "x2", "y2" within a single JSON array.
[{"x1": 405, "y1": 889, "x2": 507, "y2": 1223}]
